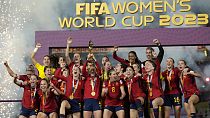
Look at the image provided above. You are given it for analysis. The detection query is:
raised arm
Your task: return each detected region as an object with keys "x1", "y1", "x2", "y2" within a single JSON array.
[
  {"x1": 31, "y1": 43, "x2": 41, "y2": 65},
  {"x1": 113, "y1": 46, "x2": 129, "y2": 66},
  {"x1": 13, "y1": 75, "x2": 26, "y2": 87},
  {"x1": 4, "y1": 61, "x2": 16, "y2": 77},
  {"x1": 50, "y1": 82, "x2": 64, "y2": 95},
  {"x1": 65, "y1": 37, "x2": 72, "y2": 65},
  {"x1": 54, "y1": 68, "x2": 68, "y2": 81},
  {"x1": 187, "y1": 70, "x2": 202, "y2": 78},
  {"x1": 153, "y1": 39, "x2": 164, "y2": 63}
]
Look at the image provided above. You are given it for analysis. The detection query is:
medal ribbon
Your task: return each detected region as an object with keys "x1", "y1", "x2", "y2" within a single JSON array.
[
  {"x1": 167, "y1": 70, "x2": 173, "y2": 90},
  {"x1": 147, "y1": 75, "x2": 153, "y2": 97},
  {"x1": 42, "y1": 92, "x2": 47, "y2": 112},
  {"x1": 30, "y1": 87, "x2": 36, "y2": 108},
  {"x1": 91, "y1": 77, "x2": 97, "y2": 92},
  {"x1": 72, "y1": 79, "x2": 79, "y2": 96},
  {"x1": 127, "y1": 79, "x2": 133, "y2": 99}
]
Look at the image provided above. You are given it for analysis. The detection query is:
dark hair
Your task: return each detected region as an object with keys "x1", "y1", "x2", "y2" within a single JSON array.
[
  {"x1": 146, "y1": 47, "x2": 155, "y2": 52},
  {"x1": 102, "y1": 55, "x2": 109, "y2": 61},
  {"x1": 128, "y1": 51, "x2": 140, "y2": 63},
  {"x1": 168, "y1": 57, "x2": 175, "y2": 64},
  {"x1": 126, "y1": 66, "x2": 135, "y2": 72},
  {"x1": 179, "y1": 59, "x2": 187, "y2": 65},
  {"x1": 61, "y1": 67, "x2": 69, "y2": 75},
  {"x1": 44, "y1": 66, "x2": 51, "y2": 73},
  {"x1": 43, "y1": 55, "x2": 50, "y2": 59},
  {"x1": 108, "y1": 69, "x2": 115, "y2": 76},
  {"x1": 103, "y1": 61, "x2": 111, "y2": 67},
  {"x1": 41, "y1": 78, "x2": 50, "y2": 87},
  {"x1": 128, "y1": 51, "x2": 142, "y2": 71},
  {"x1": 117, "y1": 63, "x2": 126, "y2": 72}
]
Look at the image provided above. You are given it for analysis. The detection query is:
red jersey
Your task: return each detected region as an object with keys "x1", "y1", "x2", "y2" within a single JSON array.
[
  {"x1": 181, "y1": 74, "x2": 200, "y2": 98},
  {"x1": 68, "y1": 62, "x2": 83, "y2": 76},
  {"x1": 84, "y1": 77, "x2": 101, "y2": 99},
  {"x1": 162, "y1": 67, "x2": 182, "y2": 95},
  {"x1": 19, "y1": 75, "x2": 29, "y2": 81},
  {"x1": 104, "y1": 80, "x2": 124, "y2": 106},
  {"x1": 20, "y1": 85, "x2": 39, "y2": 110},
  {"x1": 17, "y1": 76, "x2": 39, "y2": 109},
  {"x1": 113, "y1": 51, "x2": 130, "y2": 66},
  {"x1": 54, "y1": 68, "x2": 84, "y2": 101},
  {"x1": 82, "y1": 61, "x2": 101, "y2": 77},
  {"x1": 143, "y1": 61, "x2": 163, "y2": 100},
  {"x1": 125, "y1": 76, "x2": 145, "y2": 103},
  {"x1": 82, "y1": 60, "x2": 101, "y2": 99},
  {"x1": 38, "y1": 90, "x2": 58, "y2": 112}
]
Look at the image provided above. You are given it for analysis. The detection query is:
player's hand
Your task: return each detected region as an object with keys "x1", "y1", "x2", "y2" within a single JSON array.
[
  {"x1": 114, "y1": 46, "x2": 118, "y2": 52},
  {"x1": 87, "y1": 53, "x2": 93, "y2": 60},
  {"x1": 35, "y1": 43, "x2": 42, "y2": 48},
  {"x1": 3, "y1": 61, "x2": 8, "y2": 67},
  {"x1": 22, "y1": 81, "x2": 28, "y2": 86},
  {"x1": 153, "y1": 39, "x2": 160, "y2": 45},
  {"x1": 67, "y1": 37, "x2": 72, "y2": 45}
]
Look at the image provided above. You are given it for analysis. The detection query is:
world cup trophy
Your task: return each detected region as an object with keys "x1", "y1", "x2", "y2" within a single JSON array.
[
  {"x1": 89, "y1": 40, "x2": 94, "y2": 54},
  {"x1": 88, "y1": 40, "x2": 94, "y2": 61}
]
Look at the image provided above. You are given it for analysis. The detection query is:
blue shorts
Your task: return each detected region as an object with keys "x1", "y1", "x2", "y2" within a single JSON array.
[
  {"x1": 130, "y1": 102, "x2": 138, "y2": 110},
  {"x1": 104, "y1": 105, "x2": 124, "y2": 112},
  {"x1": 149, "y1": 97, "x2": 164, "y2": 108},
  {"x1": 39, "y1": 111, "x2": 53, "y2": 117},
  {"x1": 67, "y1": 99, "x2": 81, "y2": 113},
  {"x1": 164, "y1": 94, "x2": 182, "y2": 107},
  {"x1": 184, "y1": 94, "x2": 200, "y2": 103},
  {"x1": 20, "y1": 106, "x2": 37, "y2": 117},
  {"x1": 83, "y1": 99, "x2": 101, "y2": 111}
]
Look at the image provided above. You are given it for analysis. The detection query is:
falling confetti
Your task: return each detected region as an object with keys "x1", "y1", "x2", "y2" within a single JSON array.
[{"x1": 0, "y1": 0, "x2": 33, "y2": 117}]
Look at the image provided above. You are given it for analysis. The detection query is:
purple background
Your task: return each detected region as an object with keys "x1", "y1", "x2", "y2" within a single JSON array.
[{"x1": 35, "y1": 27, "x2": 210, "y2": 62}]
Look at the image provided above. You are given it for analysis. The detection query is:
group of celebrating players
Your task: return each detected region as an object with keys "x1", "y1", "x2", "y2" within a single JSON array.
[{"x1": 4, "y1": 37, "x2": 201, "y2": 118}]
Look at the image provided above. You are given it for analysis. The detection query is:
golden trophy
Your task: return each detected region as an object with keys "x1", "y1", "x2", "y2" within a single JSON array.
[
  {"x1": 89, "y1": 40, "x2": 94, "y2": 54},
  {"x1": 88, "y1": 40, "x2": 94, "y2": 61}
]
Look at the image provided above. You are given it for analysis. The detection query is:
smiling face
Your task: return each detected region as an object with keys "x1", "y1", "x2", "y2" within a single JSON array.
[
  {"x1": 144, "y1": 61, "x2": 155, "y2": 73},
  {"x1": 30, "y1": 75, "x2": 38, "y2": 88},
  {"x1": 43, "y1": 56, "x2": 50, "y2": 66},
  {"x1": 89, "y1": 66, "x2": 96, "y2": 77},
  {"x1": 128, "y1": 52, "x2": 136, "y2": 64},
  {"x1": 104, "y1": 61, "x2": 112, "y2": 71},
  {"x1": 58, "y1": 57, "x2": 65, "y2": 66},
  {"x1": 86, "y1": 62, "x2": 93, "y2": 71},
  {"x1": 115, "y1": 63, "x2": 123, "y2": 73},
  {"x1": 146, "y1": 49, "x2": 153, "y2": 60},
  {"x1": 109, "y1": 70, "x2": 118, "y2": 81},
  {"x1": 62, "y1": 68, "x2": 69, "y2": 77},
  {"x1": 72, "y1": 66, "x2": 80, "y2": 77},
  {"x1": 102, "y1": 56, "x2": 109, "y2": 66},
  {"x1": 178, "y1": 60, "x2": 187, "y2": 71},
  {"x1": 73, "y1": 53, "x2": 81, "y2": 63},
  {"x1": 44, "y1": 67, "x2": 52, "y2": 78},
  {"x1": 40, "y1": 79, "x2": 48, "y2": 93},
  {"x1": 166, "y1": 58, "x2": 174, "y2": 69},
  {"x1": 125, "y1": 67, "x2": 134, "y2": 79}
]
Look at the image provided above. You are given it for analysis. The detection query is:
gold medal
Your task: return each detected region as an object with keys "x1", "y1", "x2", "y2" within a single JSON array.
[
  {"x1": 149, "y1": 88, "x2": 152, "y2": 97},
  {"x1": 91, "y1": 91, "x2": 96, "y2": 96},
  {"x1": 70, "y1": 94, "x2": 74, "y2": 99}
]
